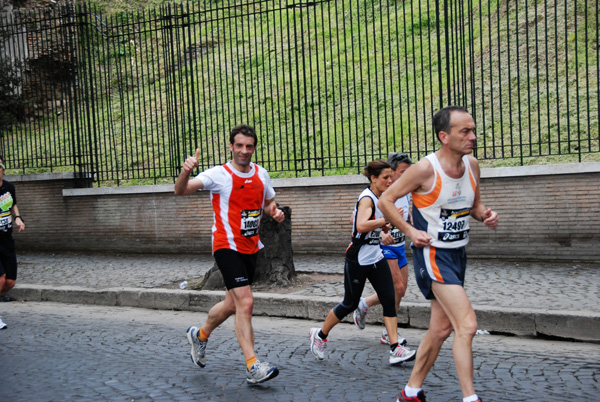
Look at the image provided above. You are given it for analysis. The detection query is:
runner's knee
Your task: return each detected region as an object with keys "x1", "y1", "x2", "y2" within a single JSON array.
[
  {"x1": 233, "y1": 291, "x2": 254, "y2": 315},
  {"x1": 430, "y1": 318, "x2": 453, "y2": 341},
  {"x1": 394, "y1": 282, "x2": 407, "y2": 299},
  {"x1": 455, "y1": 315, "x2": 478, "y2": 339},
  {"x1": 333, "y1": 302, "x2": 355, "y2": 319}
]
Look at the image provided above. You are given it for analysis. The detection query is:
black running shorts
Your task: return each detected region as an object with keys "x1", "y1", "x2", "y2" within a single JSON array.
[
  {"x1": 213, "y1": 248, "x2": 258, "y2": 290},
  {"x1": 0, "y1": 244, "x2": 18, "y2": 281}
]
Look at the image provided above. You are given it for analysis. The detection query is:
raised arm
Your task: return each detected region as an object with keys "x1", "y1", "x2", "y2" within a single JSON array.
[{"x1": 174, "y1": 149, "x2": 205, "y2": 196}]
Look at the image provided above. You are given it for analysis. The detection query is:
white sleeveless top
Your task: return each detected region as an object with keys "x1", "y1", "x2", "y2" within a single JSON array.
[
  {"x1": 384, "y1": 193, "x2": 411, "y2": 248},
  {"x1": 411, "y1": 153, "x2": 477, "y2": 249},
  {"x1": 346, "y1": 187, "x2": 385, "y2": 265}
]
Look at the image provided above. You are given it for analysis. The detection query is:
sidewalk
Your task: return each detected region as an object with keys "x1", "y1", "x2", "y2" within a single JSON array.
[{"x1": 6, "y1": 250, "x2": 600, "y2": 342}]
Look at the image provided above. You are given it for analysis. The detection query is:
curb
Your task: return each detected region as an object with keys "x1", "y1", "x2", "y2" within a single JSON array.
[{"x1": 10, "y1": 285, "x2": 600, "y2": 343}]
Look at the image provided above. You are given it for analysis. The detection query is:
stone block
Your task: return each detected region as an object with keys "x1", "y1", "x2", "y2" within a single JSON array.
[
  {"x1": 535, "y1": 311, "x2": 600, "y2": 342},
  {"x1": 117, "y1": 288, "x2": 190, "y2": 310},
  {"x1": 304, "y1": 296, "x2": 338, "y2": 321},
  {"x1": 365, "y1": 305, "x2": 384, "y2": 325},
  {"x1": 189, "y1": 290, "x2": 226, "y2": 312},
  {"x1": 406, "y1": 303, "x2": 431, "y2": 329},
  {"x1": 475, "y1": 307, "x2": 536, "y2": 336},
  {"x1": 10, "y1": 285, "x2": 42, "y2": 302},
  {"x1": 253, "y1": 293, "x2": 309, "y2": 318},
  {"x1": 41, "y1": 286, "x2": 118, "y2": 306}
]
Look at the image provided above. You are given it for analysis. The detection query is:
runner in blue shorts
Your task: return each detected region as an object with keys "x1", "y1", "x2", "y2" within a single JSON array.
[
  {"x1": 380, "y1": 106, "x2": 499, "y2": 402},
  {"x1": 352, "y1": 152, "x2": 415, "y2": 348},
  {"x1": 308, "y1": 160, "x2": 415, "y2": 366}
]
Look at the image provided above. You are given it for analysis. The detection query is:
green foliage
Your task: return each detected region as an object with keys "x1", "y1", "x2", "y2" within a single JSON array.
[
  {"x1": 1, "y1": 0, "x2": 598, "y2": 185},
  {"x1": 0, "y1": 57, "x2": 25, "y2": 131}
]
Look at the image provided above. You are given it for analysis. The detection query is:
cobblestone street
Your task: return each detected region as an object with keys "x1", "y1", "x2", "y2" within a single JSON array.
[{"x1": 1, "y1": 302, "x2": 598, "y2": 401}]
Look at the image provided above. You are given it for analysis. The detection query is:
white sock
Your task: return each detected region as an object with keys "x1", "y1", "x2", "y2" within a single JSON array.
[
  {"x1": 404, "y1": 386, "x2": 422, "y2": 398},
  {"x1": 463, "y1": 394, "x2": 479, "y2": 402},
  {"x1": 359, "y1": 299, "x2": 369, "y2": 311}
]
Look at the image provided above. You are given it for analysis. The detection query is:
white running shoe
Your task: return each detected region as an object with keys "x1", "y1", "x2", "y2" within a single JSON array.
[
  {"x1": 353, "y1": 297, "x2": 368, "y2": 330},
  {"x1": 389, "y1": 344, "x2": 416, "y2": 365},
  {"x1": 381, "y1": 329, "x2": 407, "y2": 346},
  {"x1": 246, "y1": 361, "x2": 279, "y2": 384},
  {"x1": 0, "y1": 316, "x2": 6, "y2": 330},
  {"x1": 186, "y1": 326, "x2": 207, "y2": 368},
  {"x1": 309, "y1": 327, "x2": 327, "y2": 360}
]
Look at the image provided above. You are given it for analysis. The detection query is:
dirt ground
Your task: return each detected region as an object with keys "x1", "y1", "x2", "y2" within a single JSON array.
[{"x1": 252, "y1": 272, "x2": 343, "y2": 294}]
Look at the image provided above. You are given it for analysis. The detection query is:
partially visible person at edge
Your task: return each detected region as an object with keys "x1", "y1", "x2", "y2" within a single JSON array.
[
  {"x1": 174, "y1": 124, "x2": 285, "y2": 385},
  {"x1": 308, "y1": 160, "x2": 416, "y2": 366},
  {"x1": 379, "y1": 106, "x2": 499, "y2": 402},
  {"x1": 0, "y1": 156, "x2": 26, "y2": 330},
  {"x1": 352, "y1": 152, "x2": 414, "y2": 348}
]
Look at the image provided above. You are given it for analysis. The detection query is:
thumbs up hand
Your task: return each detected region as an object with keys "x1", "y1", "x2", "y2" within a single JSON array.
[{"x1": 183, "y1": 149, "x2": 200, "y2": 174}]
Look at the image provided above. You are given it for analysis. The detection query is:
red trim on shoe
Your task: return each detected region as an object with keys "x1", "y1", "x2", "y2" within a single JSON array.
[{"x1": 398, "y1": 389, "x2": 426, "y2": 402}]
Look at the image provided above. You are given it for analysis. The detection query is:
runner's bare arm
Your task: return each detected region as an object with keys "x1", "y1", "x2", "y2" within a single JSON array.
[
  {"x1": 355, "y1": 197, "x2": 386, "y2": 233},
  {"x1": 12, "y1": 205, "x2": 25, "y2": 232},
  {"x1": 379, "y1": 160, "x2": 433, "y2": 248}
]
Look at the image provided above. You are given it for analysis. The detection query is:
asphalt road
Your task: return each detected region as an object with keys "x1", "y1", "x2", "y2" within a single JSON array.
[{"x1": 1, "y1": 302, "x2": 598, "y2": 401}]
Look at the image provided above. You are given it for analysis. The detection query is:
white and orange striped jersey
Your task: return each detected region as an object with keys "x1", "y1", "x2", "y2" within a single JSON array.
[
  {"x1": 197, "y1": 161, "x2": 276, "y2": 254},
  {"x1": 412, "y1": 153, "x2": 477, "y2": 249}
]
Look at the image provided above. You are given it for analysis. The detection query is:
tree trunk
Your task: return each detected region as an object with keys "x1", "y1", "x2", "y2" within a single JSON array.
[{"x1": 201, "y1": 206, "x2": 295, "y2": 290}]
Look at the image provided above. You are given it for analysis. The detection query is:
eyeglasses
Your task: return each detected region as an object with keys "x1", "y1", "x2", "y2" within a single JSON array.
[{"x1": 388, "y1": 152, "x2": 411, "y2": 164}]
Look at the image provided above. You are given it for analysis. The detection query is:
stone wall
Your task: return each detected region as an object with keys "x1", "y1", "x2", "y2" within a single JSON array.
[{"x1": 8, "y1": 162, "x2": 600, "y2": 261}]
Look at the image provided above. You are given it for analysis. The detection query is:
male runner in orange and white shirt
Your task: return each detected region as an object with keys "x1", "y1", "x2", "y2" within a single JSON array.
[{"x1": 175, "y1": 124, "x2": 284, "y2": 385}]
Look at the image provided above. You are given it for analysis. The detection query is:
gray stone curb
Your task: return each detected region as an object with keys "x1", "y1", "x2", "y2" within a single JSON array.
[{"x1": 10, "y1": 285, "x2": 600, "y2": 343}]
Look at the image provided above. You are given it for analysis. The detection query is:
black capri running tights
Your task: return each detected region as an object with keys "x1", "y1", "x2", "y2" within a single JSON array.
[{"x1": 333, "y1": 257, "x2": 396, "y2": 319}]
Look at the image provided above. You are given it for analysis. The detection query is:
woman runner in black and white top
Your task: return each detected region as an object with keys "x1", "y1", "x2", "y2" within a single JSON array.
[
  {"x1": 353, "y1": 152, "x2": 415, "y2": 347},
  {"x1": 308, "y1": 160, "x2": 416, "y2": 365}
]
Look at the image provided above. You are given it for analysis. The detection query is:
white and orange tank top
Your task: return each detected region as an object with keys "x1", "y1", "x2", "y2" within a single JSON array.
[
  {"x1": 411, "y1": 153, "x2": 477, "y2": 249},
  {"x1": 196, "y1": 161, "x2": 276, "y2": 254}
]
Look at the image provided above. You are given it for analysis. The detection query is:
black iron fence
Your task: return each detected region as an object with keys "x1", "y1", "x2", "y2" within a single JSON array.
[{"x1": 0, "y1": 0, "x2": 598, "y2": 185}]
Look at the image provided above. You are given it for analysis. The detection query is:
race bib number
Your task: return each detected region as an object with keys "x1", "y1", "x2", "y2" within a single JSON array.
[
  {"x1": 438, "y1": 208, "x2": 470, "y2": 242},
  {"x1": 0, "y1": 215, "x2": 11, "y2": 231},
  {"x1": 367, "y1": 228, "x2": 382, "y2": 245},
  {"x1": 240, "y1": 209, "x2": 262, "y2": 237},
  {"x1": 389, "y1": 227, "x2": 405, "y2": 244}
]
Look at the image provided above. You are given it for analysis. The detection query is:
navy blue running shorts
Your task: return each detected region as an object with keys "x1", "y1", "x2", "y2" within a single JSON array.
[{"x1": 412, "y1": 245, "x2": 467, "y2": 300}]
